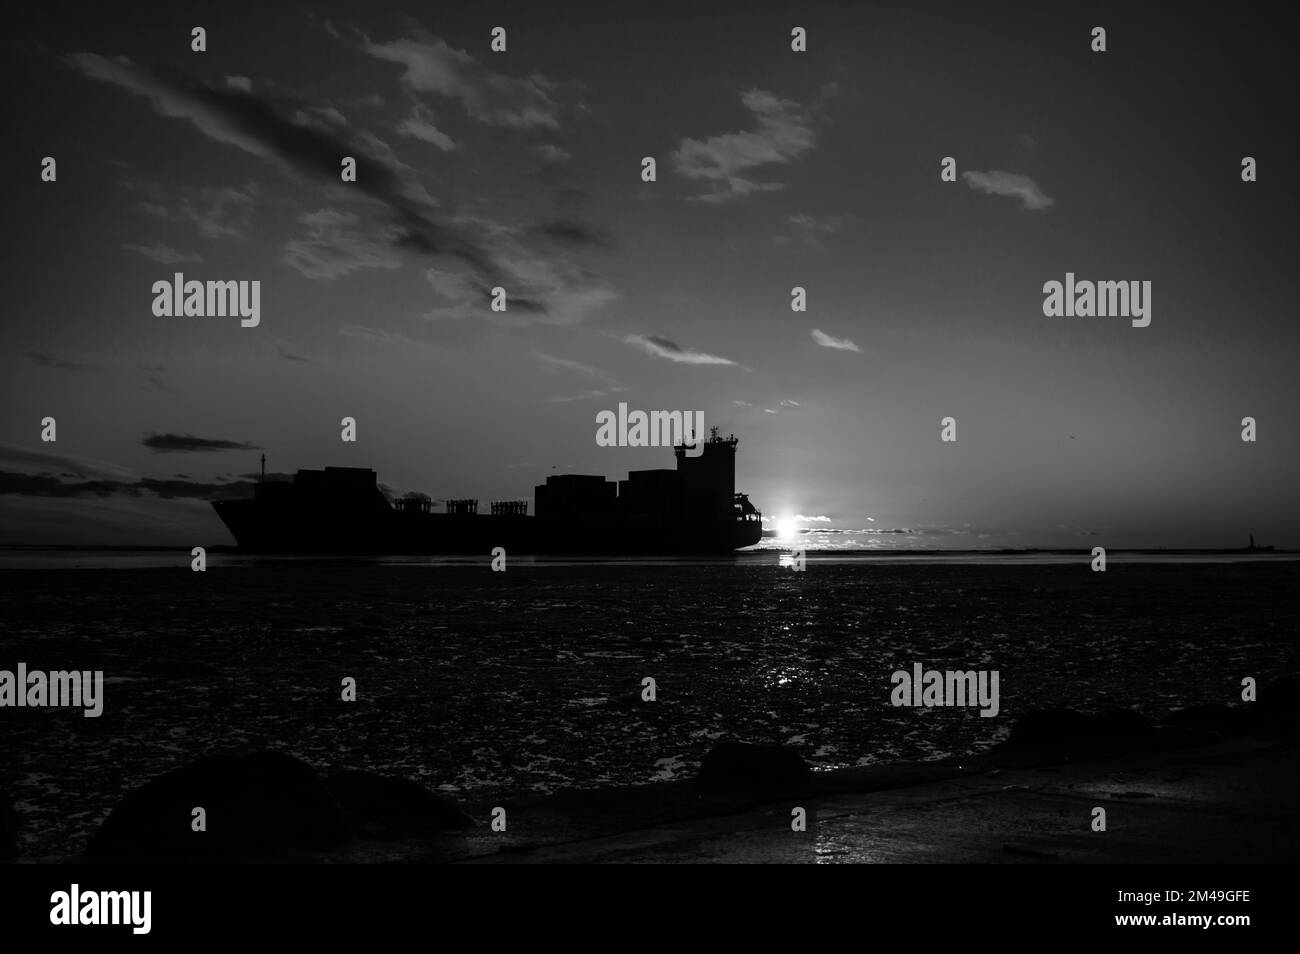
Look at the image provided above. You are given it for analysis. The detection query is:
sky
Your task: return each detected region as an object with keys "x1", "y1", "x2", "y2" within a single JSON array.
[{"x1": 2, "y1": 0, "x2": 1297, "y2": 548}]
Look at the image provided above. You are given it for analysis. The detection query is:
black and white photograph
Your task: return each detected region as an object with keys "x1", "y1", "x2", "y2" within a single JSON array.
[{"x1": 0, "y1": 0, "x2": 1294, "y2": 937}]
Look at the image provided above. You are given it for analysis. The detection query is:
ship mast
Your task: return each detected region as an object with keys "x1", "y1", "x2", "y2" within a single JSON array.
[{"x1": 260, "y1": 453, "x2": 265, "y2": 484}]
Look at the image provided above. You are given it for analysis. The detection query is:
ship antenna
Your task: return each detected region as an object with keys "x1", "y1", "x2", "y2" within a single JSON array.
[{"x1": 260, "y1": 453, "x2": 266, "y2": 483}]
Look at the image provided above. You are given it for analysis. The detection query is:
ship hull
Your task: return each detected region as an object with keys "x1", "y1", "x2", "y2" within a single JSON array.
[{"x1": 212, "y1": 500, "x2": 761, "y2": 554}]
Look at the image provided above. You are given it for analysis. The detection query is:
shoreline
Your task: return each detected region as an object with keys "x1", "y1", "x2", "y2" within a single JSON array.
[{"x1": 11, "y1": 705, "x2": 1295, "y2": 864}]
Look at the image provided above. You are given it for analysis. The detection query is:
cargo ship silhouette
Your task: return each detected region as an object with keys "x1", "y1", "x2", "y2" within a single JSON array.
[{"x1": 212, "y1": 427, "x2": 763, "y2": 554}]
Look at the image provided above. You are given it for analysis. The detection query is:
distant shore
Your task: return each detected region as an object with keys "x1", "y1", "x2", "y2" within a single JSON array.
[{"x1": 0, "y1": 544, "x2": 1295, "y2": 572}]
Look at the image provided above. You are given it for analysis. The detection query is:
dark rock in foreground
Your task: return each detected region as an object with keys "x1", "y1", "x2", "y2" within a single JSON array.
[
  {"x1": 89, "y1": 751, "x2": 351, "y2": 859},
  {"x1": 1003, "y1": 708, "x2": 1095, "y2": 748},
  {"x1": 326, "y1": 771, "x2": 475, "y2": 836},
  {"x1": 88, "y1": 752, "x2": 480, "y2": 859},
  {"x1": 1003, "y1": 708, "x2": 1153, "y2": 752},
  {"x1": 1259, "y1": 673, "x2": 1300, "y2": 721},
  {"x1": 1163, "y1": 704, "x2": 1251, "y2": 734},
  {"x1": 698, "y1": 742, "x2": 811, "y2": 790},
  {"x1": 1093, "y1": 708, "x2": 1155, "y2": 740}
]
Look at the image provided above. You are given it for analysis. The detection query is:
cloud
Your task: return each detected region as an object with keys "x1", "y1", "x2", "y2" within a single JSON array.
[
  {"x1": 625, "y1": 334, "x2": 737, "y2": 366},
  {"x1": 535, "y1": 143, "x2": 571, "y2": 163},
  {"x1": 397, "y1": 103, "x2": 456, "y2": 150},
  {"x1": 142, "y1": 433, "x2": 262, "y2": 453},
  {"x1": 534, "y1": 352, "x2": 621, "y2": 401},
  {"x1": 67, "y1": 52, "x2": 284, "y2": 161},
  {"x1": 779, "y1": 399, "x2": 801, "y2": 407},
  {"x1": 733, "y1": 400, "x2": 754, "y2": 407},
  {"x1": 794, "y1": 514, "x2": 832, "y2": 522},
  {"x1": 422, "y1": 231, "x2": 618, "y2": 327},
  {"x1": 546, "y1": 388, "x2": 623, "y2": 403},
  {"x1": 531, "y1": 220, "x2": 610, "y2": 247},
  {"x1": 25, "y1": 352, "x2": 106, "y2": 372},
  {"x1": 961, "y1": 170, "x2": 1054, "y2": 210},
  {"x1": 339, "y1": 324, "x2": 397, "y2": 340},
  {"x1": 126, "y1": 180, "x2": 258, "y2": 240},
  {"x1": 270, "y1": 339, "x2": 310, "y2": 362},
  {"x1": 0, "y1": 471, "x2": 258, "y2": 501},
  {"x1": 282, "y1": 208, "x2": 403, "y2": 279},
  {"x1": 338, "y1": 324, "x2": 431, "y2": 350},
  {"x1": 782, "y1": 213, "x2": 852, "y2": 247},
  {"x1": 361, "y1": 33, "x2": 566, "y2": 130},
  {"x1": 68, "y1": 47, "x2": 614, "y2": 334},
  {"x1": 533, "y1": 352, "x2": 617, "y2": 383},
  {"x1": 225, "y1": 75, "x2": 252, "y2": 93},
  {"x1": 811, "y1": 329, "x2": 861, "y2": 352},
  {"x1": 789, "y1": 213, "x2": 846, "y2": 233},
  {"x1": 0, "y1": 442, "x2": 135, "y2": 479},
  {"x1": 121, "y1": 241, "x2": 203, "y2": 264},
  {"x1": 69, "y1": 53, "x2": 507, "y2": 283},
  {"x1": 672, "y1": 88, "x2": 814, "y2": 202}
]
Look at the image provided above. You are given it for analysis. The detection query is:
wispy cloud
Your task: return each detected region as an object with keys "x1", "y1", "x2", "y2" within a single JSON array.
[
  {"x1": 121, "y1": 242, "x2": 203, "y2": 264},
  {"x1": 67, "y1": 52, "x2": 508, "y2": 284},
  {"x1": 0, "y1": 442, "x2": 135, "y2": 479},
  {"x1": 531, "y1": 220, "x2": 611, "y2": 248},
  {"x1": 68, "y1": 48, "x2": 614, "y2": 326},
  {"x1": 0, "y1": 471, "x2": 258, "y2": 500},
  {"x1": 546, "y1": 388, "x2": 624, "y2": 403},
  {"x1": 811, "y1": 329, "x2": 861, "y2": 352},
  {"x1": 534, "y1": 352, "x2": 616, "y2": 383},
  {"x1": 780, "y1": 212, "x2": 852, "y2": 247},
  {"x1": 961, "y1": 170, "x2": 1054, "y2": 210},
  {"x1": 25, "y1": 352, "x2": 105, "y2": 372},
  {"x1": 127, "y1": 180, "x2": 258, "y2": 240},
  {"x1": 361, "y1": 32, "x2": 569, "y2": 130},
  {"x1": 673, "y1": 88, "x2": 814, "y2": 203},
  {"x1": 338, "y1": 324, "x2": 429, "y2": 349},
  {"x1": 282, "y1": 208, "x2": 403, "y2": 279},
  {"x1": 789, "y1": 213, "x2": 847, "y2": 234},
  {"x1": 535, "y1": 143, "x2": 571, "y2": 163},
  {"x1": 625, "y1": 334, "x2": 737, "y2": 366},
  {"x1": 423, "y1": 233, "x2": 618, "y2": 328},
  {"x1": 142, "y1": 433, "x2": 262, "y2": 453},
  {"x1": 534, "y1": 351, "x2": 622, "y2": 401},
  {"x1": 397, "y1": 103, "x2": 456, "y2": 150},
  {"x1": 270, "y1": 339, "x2": 310, "y2": 362}
]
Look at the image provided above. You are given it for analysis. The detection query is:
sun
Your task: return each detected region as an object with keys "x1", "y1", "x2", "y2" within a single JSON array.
[{"x1": 775, "y1": 516, "x2": 798, "y2": 539}]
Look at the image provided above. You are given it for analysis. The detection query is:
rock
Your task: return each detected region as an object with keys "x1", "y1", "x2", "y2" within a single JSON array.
[
  {"x1": 697, "y1": 741, "x2": 811, "y2": 789},
  {"x1": 1003, "y1": 708, "x2": 1094, "y2": 748},
  {"x1": 1163, "y1": 704, "x2": 1247, "y2": 734},
  {"x1": 325, "y1": 771, "x2": 474, "y2": 834},
  {"x1": 1257, "y1": 673, "x2": 1300, "y2": 717},
  {"x1": 1092, "y1": 708, "x2": 1154, "y2": 739},
  {"x1": 88, "y1": 750, "x2": 349, "y2": 859}
]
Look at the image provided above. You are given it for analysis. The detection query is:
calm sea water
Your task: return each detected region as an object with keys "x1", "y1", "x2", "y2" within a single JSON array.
[{"x1": 1, "y1": 557, "x2": 1297, "y2": 858}]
